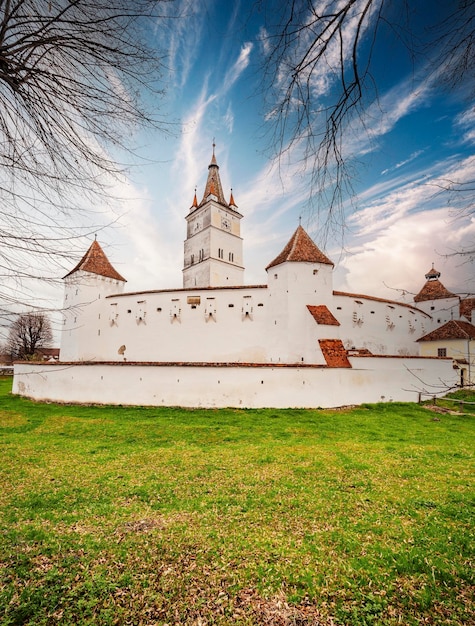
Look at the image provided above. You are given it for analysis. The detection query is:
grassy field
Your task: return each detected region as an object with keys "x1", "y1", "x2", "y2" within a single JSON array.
[{"x1": 0, "y1": 376, "x2": 474, "y2": 625}]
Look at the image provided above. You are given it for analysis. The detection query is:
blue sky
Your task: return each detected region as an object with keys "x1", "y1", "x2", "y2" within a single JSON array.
[{"x1": 72, "y1": 1, "x2": 475, "y2": 304}]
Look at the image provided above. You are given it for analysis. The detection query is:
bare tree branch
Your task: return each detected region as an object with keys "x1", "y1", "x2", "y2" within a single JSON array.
[
  {"x1": 0, "y1": 0, "x2": 175, "y2": 327},
  {"x1": 257, "y1": 0, "x2": 475, "y2": 238}
]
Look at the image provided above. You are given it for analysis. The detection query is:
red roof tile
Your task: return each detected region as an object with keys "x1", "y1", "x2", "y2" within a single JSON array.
[
  {"x1": 417, "y1": 319, "x2": 475, "y2": 342},
  {"x1": 460, "y1": 297, "x2": 475, "y2": 320},
  {"x1": 318, "y1": 339, "x2": 352, "y2": 368},
  {"x1": 199, "y1": 146, "x2": 228, "y2": 207},
  {"x1": 414, "y1": 279, "x2": 456, "y2": 302},
  {"x1": 64, "y1": 240, "x2": 126, "y2": 282},
  {"x1": 307, "y1": 305, "x2": 340, "y2": 325},
  {"x1": 266, "y1": 226, "x2": 334, "y2": 270}
]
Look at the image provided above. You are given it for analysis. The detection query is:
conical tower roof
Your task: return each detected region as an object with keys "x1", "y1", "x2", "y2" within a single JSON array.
[
  {"x1": 266, "y1": 225, "x2": 334, "y2": 270},
  {"x1": 414, "y1": 265, "x2": 455, "y2": 302},
  {"x1": 199, "y1": 143, "x2": 228, "y2": 207},
  {"x1": 63, "y1": 239, "x2": 126, "y2": 282}
]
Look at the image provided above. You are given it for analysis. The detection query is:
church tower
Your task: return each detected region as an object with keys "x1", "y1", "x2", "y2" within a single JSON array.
[{"x1": 183, "y1": 144, "x2": 244, "y2": 288}]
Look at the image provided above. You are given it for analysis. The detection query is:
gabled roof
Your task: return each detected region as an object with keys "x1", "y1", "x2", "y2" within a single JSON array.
[
  {"x1": 414, "y1": 279, "x2": 457, "y2": 302},
  {"x1": 307, "y1": 305, "x2": 340, "y2": 326},
  {"x1": 417, "y1": 319, "x2": 475, "y2": 342},
  {"x1": 266, "y1": 226, "x2": 334, "y2": 270},
  {"x1": 64, "y1": 239, "x2": 126, "y2": 282}
]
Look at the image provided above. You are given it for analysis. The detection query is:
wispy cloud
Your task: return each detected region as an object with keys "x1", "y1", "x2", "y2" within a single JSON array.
[
  {"x1": 381, "y1": 150, "x2": 425, "y2": 176},
  {"x1": 455, "y1": 105, "x2": 475, "y2": 145},
  {"x1": 222, "y1": 42, "x2": 253, "y2": 93},
  {"x1": 334, "y1": 155, "x2": 475, "y2": 296}
]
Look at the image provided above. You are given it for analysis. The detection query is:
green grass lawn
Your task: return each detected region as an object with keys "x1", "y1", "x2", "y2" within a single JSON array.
[{"x1": 0, "y1": 376, "x2": 474, "y2": 625}]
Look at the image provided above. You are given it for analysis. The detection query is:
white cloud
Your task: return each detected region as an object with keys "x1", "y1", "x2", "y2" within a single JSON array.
[
  {"x1": 335, "y1": 155, "x2": 475, "y2": 298},
  {"x1": 222, "y1": 42, "x2": 253, "y2": 93}
]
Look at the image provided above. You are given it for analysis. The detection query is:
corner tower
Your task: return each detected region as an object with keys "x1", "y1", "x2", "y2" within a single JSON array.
[
  {"x1": 183, "y1": 144, "x2": 244, "y2": 288},
  {"x1": 61, "y1": 239, "x2": 126, "y2": 361}
]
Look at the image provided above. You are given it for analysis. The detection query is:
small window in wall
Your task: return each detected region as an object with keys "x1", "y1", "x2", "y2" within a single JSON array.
[
  {"x1": 191, "y1": 254, "x2": 194, "y2": 264},
  {"x1": 438, "y1": 348, "x2": 447, "y2": 357},
  {"x1": 229, "y1": 252, "x2": 234, "y2": 262},
  {"x1": 218, "y1": 248, "x2": 223, "y2": 259}
]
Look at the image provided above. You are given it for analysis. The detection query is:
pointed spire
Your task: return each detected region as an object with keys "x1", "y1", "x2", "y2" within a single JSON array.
[
  {"x1": 266, "y1": 225, "x2": 334, "y2": 270},
  {"x1": 200, "y1": 142, "x2": 228, "y2": 206},
  {"x1": 229, "y1": 188, "x2": 237, "y2": 207},
  {"x1": 210, "y1": 139, "x2": 217, "y2": 165},
  {"x1": 191, "y1": 187, "x2": 198, "y2": 209},
  {"x1": 63, "y1": 239, "x2": 126, "y2": 282}
]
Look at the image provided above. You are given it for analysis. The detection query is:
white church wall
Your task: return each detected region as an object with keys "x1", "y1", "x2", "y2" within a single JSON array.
[
  {"x1": 61, "y1": 271, "x2": 125, "y2": 361},
  {"x1": 93, "y1": 286, "x2": 271, "y2": 363},
  {"x1": 416, "y1": 297, "x2": 460, "y2": 326},
  {"x1": 332, "y1": 293, "x2": 432, "y2": 356},
  {"x1": 13, "y1": 356, "x2": 457, "y2": 408}
]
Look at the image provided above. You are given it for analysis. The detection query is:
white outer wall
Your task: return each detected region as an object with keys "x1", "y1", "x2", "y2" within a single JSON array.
[
  {"x1": 59, "y1": 277, "x2": 442, "y2": 365},
  {"x1": 13, "y1": 357, "x2": 456, "y2": 409},
  {"x1": 332, "y1": 294, "x2": 432, "y2": 356}
]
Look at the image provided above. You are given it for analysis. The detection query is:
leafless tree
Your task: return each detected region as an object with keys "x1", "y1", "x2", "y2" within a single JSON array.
[
  {"x1": 257, "y1": 0, "x2": 475, "y2": 235},
  {"x1": 6, "y1": 311, "x2": 53, "y2": 359},
  {"x1": 0, "y1": 0, "x2": 174, "y2": 328}
]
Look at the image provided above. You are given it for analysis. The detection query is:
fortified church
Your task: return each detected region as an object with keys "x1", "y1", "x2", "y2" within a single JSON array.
[{"x1": 13, "y1": 147, "x2": 475, "y2": 407}]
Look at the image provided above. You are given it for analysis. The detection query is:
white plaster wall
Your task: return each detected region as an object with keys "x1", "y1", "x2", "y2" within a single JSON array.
[
  {"x1": 13, "y1": 357, "x2": 457, "y2": 408},
  {"x1": 332, "y1": 294, "x2": 432, "y2": 355},
  {"x1": 266, "y1": 262, "x2": 335, "y2": 365},
  {"x1": 61, "y1": 271, "x2": 125, "y2": 361},
  {"x1": 96, "y1": 287, "x2": 271, "y2": 363},
  {"x1": 415, "y1": 297, "x2": 460, "y2": 326}
]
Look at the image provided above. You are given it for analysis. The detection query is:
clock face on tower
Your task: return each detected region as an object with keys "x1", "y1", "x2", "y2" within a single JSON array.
[{"x1": 221, "y1": 216, "x2": 231, "y2": 231}]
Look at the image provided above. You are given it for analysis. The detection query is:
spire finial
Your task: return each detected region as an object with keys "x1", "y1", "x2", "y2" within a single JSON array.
[{"x1": 298, "y1": 216, "x2": 302, "y2": 226}]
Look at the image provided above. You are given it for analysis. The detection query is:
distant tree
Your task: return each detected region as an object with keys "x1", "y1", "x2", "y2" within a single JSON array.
[
  {"x1": 0, "y1": 0, "x2": 174, "y2": 325},
  {"x1": 257, "y1": 0, "x2": 475, "y2": 231},
  {"x1": 6, "y1": 312, "x2": 53, "y2": 360}
]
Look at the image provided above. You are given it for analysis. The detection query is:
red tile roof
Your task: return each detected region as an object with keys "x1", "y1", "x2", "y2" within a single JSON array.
[
  {"x1": 417, "y1": 319, "x2": 475, "y2": 342},
  {"x1": 460, "y1": 297, "x2": 475, "y2": 320},
  {"x1": 318, "y1": 339, "x2": 352, "y2": 368},
  {"x1": 414, "y1": 279, "x2": 456, "y2": 302},
  {"x1": 266, "y1": 226, "x2": 334, "y2": 270},
  {"x1": 307, "y1": 305, "x2": 340, "y2": 325},
  {"x1": 199, "y1": 146, "x2": 228, "y2": 207},
  {"x1": 64, "y1": 240, "x2": 126, "y2": 282}
]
